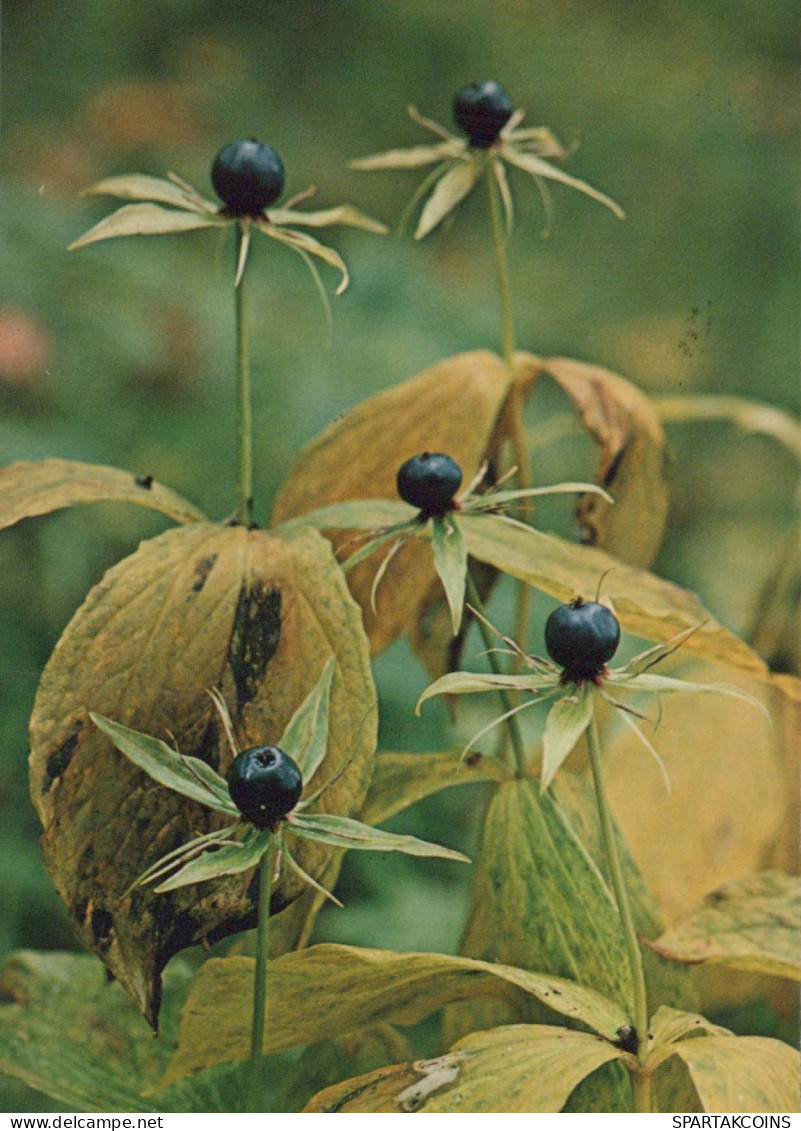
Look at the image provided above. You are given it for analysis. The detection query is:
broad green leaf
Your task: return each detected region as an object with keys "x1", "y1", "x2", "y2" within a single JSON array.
[
  {"x1": 360, "y1": 748, "x2": 509, "y2": 828},
  {"x1": 0, "y1": 950, "x2": 192, "y2": 1112},
  {"x1": 648, "y1": 1005, "x2": 731, "y2": 1050},
  {"x1": 654, "y1": 1036, "x2": 800, "y2": 1113},
  {"x1": 288, "y1": 811, "x2": 469, "y2": 863},
  {"x1": 89, "y1": 714, "x2": 236, "y2": 815},
  {"x1": 161, "y1": 943, "x2": 630, "y2": 1082},
  {"x1": 305, "y1": 1025, "x2": 624, "y2": 1113},
  {"x1": 350, "y1": 141, "x2": 461, "y2": 170},
  {"x1": 0, "y1": 458, "x2": 207, "y2": 531},
  {"x1": 84, "y1": 174, "x2": 216, "y2": 213},
  {"x1": 423, "y1": 1025, "x2": 624, "y2": 1113},
  {"x1": 449, "y1": 779, "x2": 634, "y2": 1021},
  {"x1": 459, "y1": 512, "x2": 772, "y2": 679},
  {"x1": 29, "y1": 522, "x2": 376, "y2": 1025},
  {"x1": 431, "y1": 514, "x2": 467, "y2": 634},
  {"x1": 515, "y1": 353, "x2": 668, "y2": 568},
  {"x1": 648, "y1": 873, "x2": 801, "y2": 981},
  {"x1": 69, "y1": 203, "x2": 225, "y2": 249},
  {"x1": 268, "y1": 204, "x2": 387, "y2": 233},
  {"x1": 279, "y1": 657, "x2": 334, "y2": 783},
  {"x1": 152, "y1": 827, "x2": 271, "y2": 893},
  {"x1": 502, "y1": 148, "x2": 625, "y2": 219},
  {"x1": 257, "y1": 222, "x2": 349, "y2": 293},
  {"x1": 271, "y1": 350, "x2": 514, "y2": 654},
  {"x1": 541, "y1": 687, "x2": 593, "y2": 791},
  {"x1": 278, "y1": 499, "x2": 415, "y2": 534},
  {"x1": 415, "y1": 158, "x2": 482, "y2": 238}
]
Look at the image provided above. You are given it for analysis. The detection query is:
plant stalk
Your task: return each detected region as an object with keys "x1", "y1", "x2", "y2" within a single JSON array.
[
  {"x1": 586, "y1": 703, "x2": 649, "y2": 1074},
  {"x1": 247, "y1": 836, "x2": 275, "y2": 1111},
  {"x1": 486, "y1": 163, "x2": 532, "y2": 661},
  {"x1": 465, "y1": 569, "x2": 528, "y2": 777},
  {"x1": 235, "y1": 222, "x2": 254, "y2": 526}
]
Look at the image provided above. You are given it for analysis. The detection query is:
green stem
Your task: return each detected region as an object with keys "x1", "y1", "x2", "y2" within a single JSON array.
[
  {"x1": 486, "y1": 164, "x2": 515, "y2": 368},
  {"x1": 465, "y1": 570, "x2": 528, "y2": 777},
  {"x1": 235, "y1": 222, "x2": 253, "y2": 526},
  {"x1": 247, "y1": 837, "x2": 275, "y2": 1111},
  {"x1": 586, "y1": 703, "x2": 649, "y2": 1063},
  {"x1": 631, "y1": 1066, "x2": 654, "y2": 1114}
]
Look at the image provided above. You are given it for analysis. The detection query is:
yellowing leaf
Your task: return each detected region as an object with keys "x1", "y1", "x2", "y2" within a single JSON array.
[
  {"x1": 502, "y1": 149, "x2": 625, "y2": 219},
  {"x1": 516, "y1": 353, "x2": 671, "y2": 568},
  {"x1": 458, "y1": 513, "x2": 771, "y2": 679},
  {"x1": 655, "y1": 394, "x2": 801, "y2": 464},
  {"x1": 29, "y1": 522, "x2": 375, "y2": 1025},
  {"x1": 648, "y1": 873, "x2": 801, "y2": 981},
  {"x1": 415, "y1": 159, "x2": 482, "y2": 239},
  {"x1": 350, "y1": 141, "x2": 461, "y2": 170},
  {"x1": 0, "y1": 458, "x2": 207, "y2": 531},
  {"x1": 85, "y1": 174, "x2": 216, "y2": 213},
  {"x1": 655, "y1": 1036, "x2": 800, "y2": 1113},
  {"x1": 258, "y1": 223, "x2": 350, "y2": 294},
  {"x1": 268, "y1": 204, "x2": 388, "y2": 234},
  {"x1": 304, "y1": 1062, "x2": 424, "y2": 1113},
  {"x1": 161, "y1": 943, "x2": 629, "y2": 1084},
  {"x1": 69, "y1": 203, "x2": 225, "y2": 249},
  {"x1": 270, "y1": 350, "x2": 514, "y2": 653}
]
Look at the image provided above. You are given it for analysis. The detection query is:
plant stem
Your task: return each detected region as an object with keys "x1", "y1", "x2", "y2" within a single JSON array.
[
  {"x1": 247, "y1": 837, "x2": 275, "y2": 1111},
  {"x1": 631, "y1": 1066, "x2": 654, "y2": 1114},
  {"x1": 486, "y1": 163, "x2": 532, "y2": 662},
  {"x1": 235, "y1": 222, "x2": 253, "y2": 526},
  {"x1": 586, "y1": 703, "x2": 649, "y2": 1070},
  {"x1": 465, "y1": 570, "x2": 528, "y2": 777}
]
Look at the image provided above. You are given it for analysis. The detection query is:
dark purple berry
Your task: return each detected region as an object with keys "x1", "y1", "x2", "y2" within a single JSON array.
[
  {"x1": 226, "y1": 745, "x2": 302, "y2": 828},
  {"x1": 452, "y1": 81, "x2": 513, "y2": 148},
  {"x1": 397, "y1": 452, "x2": 463, "y2": 517},
  {"x1": 211, "y1": 140, "x2": 285, "y2": 215},
  {"x1": 544, "y1": 598, "x2": 620, "y2": 682}
]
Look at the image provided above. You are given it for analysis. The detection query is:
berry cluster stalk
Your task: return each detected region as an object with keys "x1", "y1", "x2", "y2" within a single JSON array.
[
  {"x1": 235, "y1": 222, "x2": 254, "y2": 527},
  {"x1": 246, "y1": 837, "x2": 275, "y2": 1111},
  {"x1": 585, "y1": 704, "x2": 651, "y2": 1110}
]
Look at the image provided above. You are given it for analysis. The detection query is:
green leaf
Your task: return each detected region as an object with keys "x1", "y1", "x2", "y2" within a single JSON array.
[
  {"x1": 161, "y1": 943, "x2": 630, "y2": 1083},
  {"x1": 0, "y1": 458, "x2": 207, "y2": 532},
  {"x1": 541, "y1": 687, "x2": 594, "y2": 791},
  {"x1": 153, "y1": 827, "x2": 272, "y2": 893},
  {"x1": 415, "y1": 158, "x2": 482, "y2": 239},
  {"x1": 276, "y1": 498, "x2": 416, "y2": 534},
  {"x1": 90, "y1": 714, "x2": 237, "y2": 816},
  {"x1": 350, "y1": 141, "x2": 461, "y2": 170},
  {"x1": 654, "y1": 1035, "x2": 800, "y2": 1113},
  {"x1": 257, "y1": 222, "x2": 350, "y2": 294},
  {"x1": 69, "y1": 203, "x2": 226, "y2": 249},
  {"x1": 30, "y1": 522, "x2": 376, "y2": 1025},
  {"x1": 647, "y1": 872, "x2": 801, "y2": 981},
  {"x1": 287, "y1": 811, "x2": 469, "y2": 863},
  {"x1": 268, "y1": 204, "x2": 387, "y2": 233},
  {"x1": 502, "y1": 148, "x2": 625, "y2": 219},
  {"x1": 360, "y1": 748, "x2": 509, "y2": 828},
  {"x1": 279, "y1": 657, "x2": 335, "y2": 783},
  {"x1": 458, "y1": 513, "x2": 772, "y2": 679},
  {"x1": 430, "y1": 514, "x2": 467, "y2": 634},
  {"x1": 84, "y1": 174, "x2": 216, "y2": 213}
]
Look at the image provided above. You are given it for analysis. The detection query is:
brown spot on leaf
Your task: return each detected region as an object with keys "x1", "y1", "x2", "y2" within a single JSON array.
[
  {"x1": 228, "y1": 582, "x2": 281, "y2": 708},
  {"x1": 134, "y1": 474, "x2": 154, "y2": 490},
  {"x1": 91, "y1": 907, "x2": 114, "y2": 949},
  {"x1": 44, "y1": 732, "x2": 80, "y2": 790},
  {"x1": 192, "y1": 554, "x2": 218, "y2": 593}
]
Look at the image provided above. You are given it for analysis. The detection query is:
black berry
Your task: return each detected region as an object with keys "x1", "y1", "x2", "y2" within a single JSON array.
[
  {"x1": 452, "y1": 81, "x2": 513, "y2": 148},
  {"x1": 226, "y1": 745, "x2": 302, "y2": 828},
  {"x1": 544, "y1": 598, "x2": 620, "y2": 682},
  {"x1": 211, "y1": 140, "x2": 285, "y2": 215},
  {"x1": 396, "y1": 452, "x2": 463, "y2": 517}
]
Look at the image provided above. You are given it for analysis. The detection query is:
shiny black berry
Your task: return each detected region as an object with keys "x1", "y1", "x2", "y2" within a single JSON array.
[
  {"x1": 452, "y1": 81, "x2": 513, "y2": 148},
  {"x1": 396, "y1": 452, "x2": 463, "y2": 517},
  {"x1": 544, "y1": 598, "x2": 620, "y2": 682},
  {"x1": 211, "y1": 140, "x2": 285, "y2": 215},
  {"x1": 226, "y1": 745, "x2": 302, "y2": 828}
]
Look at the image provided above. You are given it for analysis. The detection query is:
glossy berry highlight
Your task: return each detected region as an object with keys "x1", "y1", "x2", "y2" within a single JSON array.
[
  {"x1": 211, "y1": 140, "x2": 286, "y2": 216},
  {"x1": 452, "y1": 81, "x2": 514, "y2": 148},
  {"x1": 226, "y1": 745, "x2": 303, "y2": 828},
  {"x1": 397, "y1": 452, "x2": 463, "y2": 517},
  {"x1": 544, "y1": 598, "x2": 621, "y2": 682}
]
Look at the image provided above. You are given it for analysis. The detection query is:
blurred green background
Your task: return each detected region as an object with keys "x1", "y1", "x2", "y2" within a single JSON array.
[{"x1": 1, "y1": 0, "x2": 797, "y2": 1090}]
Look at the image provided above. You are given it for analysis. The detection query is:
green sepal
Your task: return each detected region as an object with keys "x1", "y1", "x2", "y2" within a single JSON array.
[
  {"x1": 287, "y1": 812, "x2": 470, "y2": 863},
  {"x1": 431, "y1": 514, "x2": 467, "y2": 635},
  {"x1": 150, "y1": 826, "x2": 273, "y2": 893},
  {"x1": 278, "y1": 657, "x2": 335, "y2": 783},
  {"x1": 540, "y1": 685, "x2": 594, "y2": 792}
]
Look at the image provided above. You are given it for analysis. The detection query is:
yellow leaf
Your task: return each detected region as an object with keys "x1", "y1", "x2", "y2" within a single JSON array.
[
  {"x1": 0, "y1": 458, "x2": 207, "y2": 530},
  {"x1": 415, "y1": 159, "x2": 482, "y2": 239},
  {"x1": 270, "y1": 350, "x2": 514, "y2": 654},
  {"x1": 29, "y1": 522, "x2": 375, "y2": 1025},
  {"x1": 69, "y1": 203, "x2": 225, "y2": 249},
  {"x1": 655, "y1": 1036, "x2": 800, "y2": 1113}
]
